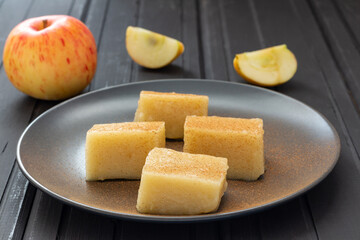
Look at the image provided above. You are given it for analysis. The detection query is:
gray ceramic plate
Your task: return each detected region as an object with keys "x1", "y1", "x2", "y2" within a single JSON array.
[{"x1": 17, "y1": 79, "x2": 340, "y2": 222}]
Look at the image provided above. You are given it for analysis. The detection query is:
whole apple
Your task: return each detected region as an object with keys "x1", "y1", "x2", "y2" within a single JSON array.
[{"x1": 3, "y1": 15, "x2": 97, "y2": 100}]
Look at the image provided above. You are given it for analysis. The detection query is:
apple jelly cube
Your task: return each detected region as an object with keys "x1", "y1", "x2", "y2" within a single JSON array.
[
  {"x1": 136, "y1": 148, "x2": 228, "y2": 215},
  {"x1": 183, "y1": 116, "x2": 264, "y2": 181},
  {"x1": 134, "y1": 91, "x2": 208, "y2": 139},
  {"x1": 85, "y1": 122, "x2": 165, "y2": 181}
]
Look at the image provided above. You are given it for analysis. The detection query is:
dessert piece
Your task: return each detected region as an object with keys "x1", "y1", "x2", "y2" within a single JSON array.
[
  {"x1": 134, "y1": 91, "x2": 209, "y2": 139},
  {"x1": 136, "y1": 148, "x2": 228, "y2": 215},
  {"x1": 233, "y1": 44, "x2": 297, "y2": 87},
  {"x1": 183, "y1": 116, "x2": 264, "y2": 180},
  {"x1": 85, "y1": 122, "x2": 165, "y2": 181},
  {"x1": 126, "y1": 26, "x2": 184, "y2": 69}
]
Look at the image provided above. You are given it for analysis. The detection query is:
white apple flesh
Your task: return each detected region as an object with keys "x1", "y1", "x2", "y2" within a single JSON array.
[
  {"x1": 233, "y1": 45, "x2": 297, "y2": 87},
  {"x1": 126, "y1": 26, "x2": 184, "y2": 69}
]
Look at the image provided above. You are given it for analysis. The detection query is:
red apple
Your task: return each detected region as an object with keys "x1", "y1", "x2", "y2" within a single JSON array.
[{"x1": 2, "y1": 15, "x2": 97, "y2": 100}]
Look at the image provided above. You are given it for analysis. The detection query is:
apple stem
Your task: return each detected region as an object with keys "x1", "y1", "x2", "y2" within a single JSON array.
[{"x1": 42, "y1": 19, "x2": 48, "y2": 29}]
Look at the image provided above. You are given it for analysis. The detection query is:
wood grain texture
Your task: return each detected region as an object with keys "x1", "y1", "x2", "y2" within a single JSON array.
[
  {"x1": 308, "y1": 0, "x2": 360, "y2": 148},
  {"x1": 199, "y1": 0, "x2": 320, "y2": 238},
  {"x1": 0, "y1": 0, "x2": 35, "y2": 202},
  {"x1": 316, "y1": 0, "x2": 360, "y2": 101},
  {"x1": 22, "y1": 1, "x2": 115, "y2": 239},
  {"x1": 228, "y1": 215, "x2": 260, "y2": 240},
  {"x1": 182, "y1": 0, "x2": 202, "y2": 78},
  {"x1": 1, "y1": 0, "x2": 360, "y2": 239},
  {"x1": 0, "y1": 0, "x2": 75, "y2": 201},
  {"x1": 291, "y1": 0, "x2": 360, "y2": 239},
  {"x1": 290, "y1": 0, "x2": 360, "y2": 168},
  {"x1": 0, "y1": 0, "x2": 32, "y2": 58},
  {"x1": 0, "y1": 164, "x2": 36, "y2": 240},
  {"x1": 20, "y1": 2, "x2": 94, "y2": 239},
  {"x1": 90, "y1": 0, "x2": 137, "y2": 89},
  {"x1": 119, "y1": 221, "x2": 191, "y2": 240},
  {"x1": 131, "y1": 0, "x2": 186, "y2": 81},
  {"x1": 199, "y1": 0, "x2": 359, "y2": 239},
  {"x1": 23, "y1": 191, "x2": 64, "y2": 240},
  {"x1": 194, "y1": 222, "x2": 221, "y2": 240},
  {"x1": 0, "y1": 0, "x2": 84, "y2": 239},
  {"x1": 332, "y1": 0, "x2": 360, "y2": 47},
  {"x1": 218, "y1": 0, "x2": 263, "y2": 83},
  {"x1": 259, "y1": 198, "x2": 318, "y2": 240},
  {"x1": 57, "y1": 206, "x2": 115, "y2": 240},
  {"x1": 198, "y1": 0, "x2": 228, "y2": 80},
  {"x1": 85, "y1": 0, "x2": 109, "y2": 46}
]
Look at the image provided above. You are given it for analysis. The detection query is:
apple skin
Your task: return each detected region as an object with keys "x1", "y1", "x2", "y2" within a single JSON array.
[{"x1": 3, "y1": 15, "x2": 97, "y2": 100}]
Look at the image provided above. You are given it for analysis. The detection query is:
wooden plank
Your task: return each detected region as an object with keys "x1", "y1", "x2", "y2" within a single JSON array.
[
  {"x1": 194, "y1": 222, "x2": 221, "y2": 240},
  {"x1": 259, "y1": 197, "x2": 317, "y2": 240},
  {"x1": 57, "y1": 206, "x2": 114, "y2": 240},
  {"x1": 200, "y1": 0, "x2": 358, "y2": 239},
  {"x1": 112, "y1": 220, "x2": 123, "y2": 239},
  {"x1": 282, "y1": 0, "x2": 360, "y2": 239},
  {"x1": 25, "y1": 0, "x2": 73, "y2": 18},
  {"x1": 198, "y1": 0, "x2": 228, "y2": 81},
  {"x1": 22, "y1": 191, "x2": 63, "y2": 240},
  {"x1": 251, "y1": 0, "x2": 360, "y2": 239},
  {"x1": 90, "y1": 0, "x2": 137, "y2": 89},
  {"x1": 308, "y1": 0, "x2": 360, "y2": 149},
  {"x1": 57, "y1": 1, "x2": 198, "y2": 238},
  {"x1": 0, "y1": 0, "x2": 35, "y2": 201},
  {"x1": 131, "y1": 0, "x2": 200, "y2": 81},
  {"x1": 229, "y1": 215, "x2": 260, "y2": 240},
  {"x1": 200, "y1": 0, "x2": 319, "y2": 238},
  {"x1": 85, "y1": 0, "x2": 109, "y2": 46},
  {"x1": 289, "y1": 0, "x2": 360, "y2": 168},
  {"x1": 0, "y1": 0, "x2": 82, "y2": 239},
  {"x1": 119, "y1": 221, "x2": 190, "y2": 240},
  {"x1": 107, "y1": 3, "x2": 200, "y2": 238},
  {"x1": 2, "y1": 1, "x2": 359, "y2": 239},
  {"x1": 54, "y1": 2, "x2": 134, "y2": 238},
  {"x1": 22, "y1": 1, "x2": 114, "y2": 239},
  {"x1": 332, "y1": 0, "x2": 360, "y2": 48},
  {"x1": 0, "y1": 0, "x2": 77, "y2": 200},
  {"x1": 312, "y1": 0, "x2": 360, "y2": 106},
  {"x1": 182, "y1": 0, "x2": 201, "y2": 78},
  {"x1": 0, "y1": 0, "x2": 6, "y2": 12},
  {"x1": 0, "y1": 74, "x2": 35, "y2": 201},
  {"x1": 69, "y1": 0, "x2": 90, "y2": 22},
  {"x1": 20, "y1": 1, "x2": 96, "y2": 239},
  {"x1": 0, "y1": 0, "x2": 32, "y2": 59},
  {"x1": 0, "y1": 164, "x2": 37, "y2": 240},
  {"x1": 217, "y1": 0, "x2": 263, "y2": 83},
  {"x1": 306, "y1": 152, "x2": 360, "y2": 239}
]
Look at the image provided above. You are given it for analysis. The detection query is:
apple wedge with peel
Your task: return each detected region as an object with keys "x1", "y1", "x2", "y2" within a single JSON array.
[
  {"x1": 126, "y1": 26, "x2": 184, "y2": 69},
  {"x1": 233, "y1": 44, "x2": 297, "y2": 87}
]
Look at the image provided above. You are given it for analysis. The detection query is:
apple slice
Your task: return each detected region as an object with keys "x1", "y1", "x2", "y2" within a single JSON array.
[
  {"x1": 126, "y1": 26, "x2": 184, "y2": 69},
  {"x1": 233, "y1": 44, "x2": 297, "y2": 87}
]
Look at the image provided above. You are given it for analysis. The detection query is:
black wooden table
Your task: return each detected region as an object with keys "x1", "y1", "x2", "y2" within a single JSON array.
[{"x1": 1, "y1": 0, "x2": 360, "y2": 239}]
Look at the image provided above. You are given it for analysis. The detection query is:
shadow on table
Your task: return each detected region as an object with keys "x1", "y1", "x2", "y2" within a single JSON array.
[{"x1": 136, "y1": 64, "x2": 198, "y2": 80}]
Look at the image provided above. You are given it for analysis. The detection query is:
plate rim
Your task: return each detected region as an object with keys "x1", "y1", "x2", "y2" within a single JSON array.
[{"x1": 16, "y1": 79, "x2": 341, "y2": 222}]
